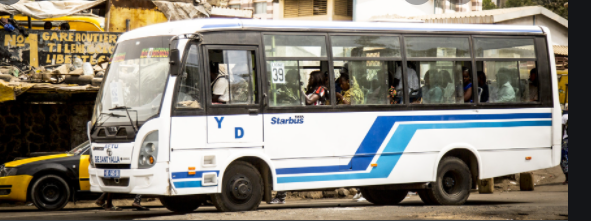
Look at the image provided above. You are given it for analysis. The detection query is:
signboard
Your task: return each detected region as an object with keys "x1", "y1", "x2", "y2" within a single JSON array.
[{"x1": 1, "y1": 30, "x2": 121, "y2": 69}]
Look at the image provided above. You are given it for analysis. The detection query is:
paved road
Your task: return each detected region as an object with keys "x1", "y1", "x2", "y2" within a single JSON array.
[{"x1": 0, "y1": 183, "x2": 568, "y2": 220}]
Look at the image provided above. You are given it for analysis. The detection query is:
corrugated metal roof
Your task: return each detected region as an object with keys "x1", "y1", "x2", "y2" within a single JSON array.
[
  {"x1": 409, "y1": 6, "x2": 568, "y2": 28},
  {"x1": 553, "y1": 45, "x2": 568, "y2": 56}
]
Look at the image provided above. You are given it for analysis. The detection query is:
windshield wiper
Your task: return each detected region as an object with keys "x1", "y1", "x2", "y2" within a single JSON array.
[
  {"x1": 109, "y1": 105, "x2": 139, "y2": 133},
  {"x1": 95, "y1": 112, "x2": 126, "y2": 128}
]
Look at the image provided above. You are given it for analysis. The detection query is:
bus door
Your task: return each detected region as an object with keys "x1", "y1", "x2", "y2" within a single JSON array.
[{"x1": 204, "y1": 46, "x2": 264, "y2": 145}]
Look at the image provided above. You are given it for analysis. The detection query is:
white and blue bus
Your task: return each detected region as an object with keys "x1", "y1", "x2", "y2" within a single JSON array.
[{"x1": 88, "y1": 19, "x2": 562, "y2": 212}]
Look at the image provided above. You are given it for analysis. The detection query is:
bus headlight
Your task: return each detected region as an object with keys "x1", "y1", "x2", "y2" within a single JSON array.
[{"x1": 138, "y1": 131, "x2": 158, "y2": 169}]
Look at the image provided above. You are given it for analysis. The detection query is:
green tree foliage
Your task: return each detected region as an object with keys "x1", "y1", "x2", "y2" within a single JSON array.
[
  {"x1": 504, "y1": 0, "x2": 568, "y2": 19},
  {"x1": 483, "y1": 0, "x2": 497, "y2": 10}
]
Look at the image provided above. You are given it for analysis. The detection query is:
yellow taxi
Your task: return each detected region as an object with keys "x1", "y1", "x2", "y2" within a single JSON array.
[{"x1": 0, "y1": 141, "x2": 91, "y2": 210}]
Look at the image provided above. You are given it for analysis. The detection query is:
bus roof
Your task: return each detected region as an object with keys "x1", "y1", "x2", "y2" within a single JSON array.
[{"x1": 118, "y1": 18, "x2": 545, "y2": 43}]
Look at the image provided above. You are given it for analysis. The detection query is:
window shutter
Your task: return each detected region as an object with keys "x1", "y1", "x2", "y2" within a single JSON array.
[
  {"x1": 313, "y1": 0, "x2": 327, "y2": 15},
  {"x1": 284, "y1": 0, "x2": 327, "y2": 18},
  {"x1": 334, "y1": 0, "x2": 353, "y2": 17}
]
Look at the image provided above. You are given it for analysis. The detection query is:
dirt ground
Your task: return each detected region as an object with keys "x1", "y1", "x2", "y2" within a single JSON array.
[{"x1": 0, "y1": 166, "x2": 568, "y2": 220}]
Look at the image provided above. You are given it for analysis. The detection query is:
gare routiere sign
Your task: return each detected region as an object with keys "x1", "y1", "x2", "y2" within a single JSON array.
[{"x1": 2, "y1": 30, "x2": 121, "y2": 68}]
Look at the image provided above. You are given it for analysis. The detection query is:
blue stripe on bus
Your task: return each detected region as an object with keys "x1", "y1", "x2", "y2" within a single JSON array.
[
  {"x1": 171, "y1": 171, "x2": 219, "y2": 180},
  {"x1": 174, "y1": 181, "x2": 203, "y2": 188},
  {"x1": 277, "y1": 120, "x2": 552, "y2": 183},
  {"x1": 201, "y1": 23, "x2": 543, "y2": 33},
  {"x1": 276, "y1": 113, "x2": 551, "y2": 175}
]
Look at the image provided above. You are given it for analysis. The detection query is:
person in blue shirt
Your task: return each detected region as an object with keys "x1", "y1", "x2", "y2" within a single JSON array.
[{"x1": 462, "y1": 67, "x2": 473, "y2": 103}]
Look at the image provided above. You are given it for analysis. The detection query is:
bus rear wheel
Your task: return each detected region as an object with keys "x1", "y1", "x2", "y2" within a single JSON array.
[
  {"x1": 426, "y1": 156, "x2": 472, "y2": 205},
  {"x1": 211, "y1": 161, "x2": 263, "y2": 212},
  {"x1": 159, "y1": 195, "x2": 204, "y2": 213},
  {"x1": 360, "y1": 187, "x2": 408, "y2": 205}
]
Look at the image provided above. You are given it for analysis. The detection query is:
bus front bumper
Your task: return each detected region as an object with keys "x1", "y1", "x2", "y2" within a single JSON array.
[
  {"x1": 0, "y1": 175, "x2": 33, "y2": 202},
  {"x1": 89, "y1": 163, "x2": 169, "y2": 195}
]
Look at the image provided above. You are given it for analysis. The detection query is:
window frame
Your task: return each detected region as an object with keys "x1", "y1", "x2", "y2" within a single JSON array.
[
  {"x1": 171, "y1": 40, "x2": 206, "y2": 117},
  {"x1": 261, "y1": 32, "x2": 336, "y2": 111},
  {"x1": 254, "y1": 2, "x2": 267, "y2": 15},
  {"x1": 472, "y1": 35, "x2": 541, "y2": 106},
  {"x1": 256, "y1": 31, "x2": 552, "y2": 112},
  {"x1": 203, "y1": 45, "x2": 262, "y2": 111},
  {"x1": 402, "y1": 34, "x2": 476, "y2": 107},
  {"x1": 329, "y1": 33, "x2": 405, "y2": 108}
]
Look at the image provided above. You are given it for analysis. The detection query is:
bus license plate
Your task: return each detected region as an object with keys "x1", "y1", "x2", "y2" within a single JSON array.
[{"x1": 104, "y1": 170, "x2": 120, "y2": 178}]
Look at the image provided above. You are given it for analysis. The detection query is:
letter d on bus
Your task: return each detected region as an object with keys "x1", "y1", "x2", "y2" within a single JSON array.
[{"x1": 235, "y1": 127, "x2": 244, "y2": 139}]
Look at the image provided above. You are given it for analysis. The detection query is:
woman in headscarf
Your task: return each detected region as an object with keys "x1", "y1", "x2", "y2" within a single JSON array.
[{"x1": 336, "y1": 72, "x2": 364, "y2": 105}]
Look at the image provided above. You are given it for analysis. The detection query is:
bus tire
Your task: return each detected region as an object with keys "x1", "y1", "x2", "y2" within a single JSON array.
[
  {"x1": 159, "y1": 195, "x2": 203, "y2": 213},
  {"x1": 211, "y1": 161, "x2": 263, "y2": 212},
  {"x1": 417, "y1": 190, "x2": 435, "y2": 205},
  {"x1": 427, "y1": 156, "x2": 472, "y2": 205},
  {"x1": 360, "y1": 188, "x2": 408, "y2": 205},
  {"x1": 30, "y1": 174, "x2": 70, "y2": 211}
]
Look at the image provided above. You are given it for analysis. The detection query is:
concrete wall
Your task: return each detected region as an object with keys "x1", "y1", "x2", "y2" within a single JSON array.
[
  {"x1": 535, "y1": 15, "x2": 568, "y2": 46},
  {"x1": 0, "y1": 95, "x2": 95, "y2": 165},
  {"x1": 355, "y1": 0, "x2": 435, "y2": 21},
  {"x1": 497, "y1": 15, "x2": 568, "y2": 46}
]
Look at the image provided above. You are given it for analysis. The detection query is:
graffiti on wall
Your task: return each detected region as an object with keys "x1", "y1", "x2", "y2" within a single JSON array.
[{"x1": 1, "y1": 30, "x2": 120, "y2": 69}]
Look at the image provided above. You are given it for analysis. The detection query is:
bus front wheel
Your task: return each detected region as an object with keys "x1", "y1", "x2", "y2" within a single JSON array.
[
  {"x1": 360, "y1": 188, "x2": 408, "y2": 205},
  {"x1": 426, "y1": 156, "x2": 472, "y2": 205},
  {"x1": 211, "y1": 161, "x2": 263, "y2": 212},
  {"x1": 159, "y1": 195, "x2": 204, "y2": 213}
]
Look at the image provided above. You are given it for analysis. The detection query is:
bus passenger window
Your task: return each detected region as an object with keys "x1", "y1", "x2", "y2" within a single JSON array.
[
  {"x1": 334, "y1": 61, "x2": 400, "y2": 105},
  {"x1": 404, "y1": 36, "x2": 472, "y2": 104},
  {"x1": 331, "y1": 35, "x2": 402, "y2": 105},
  {"x1": 264, "y1": 34, "x2": 331, "y2": 106},
  {"x1": 176, "y1": 45, "x2": 202, "y2": 109},
  {"x1": 475, "y1": 61, "x2": 537, "y2": 103},
  {"x1": 474, "y1": 38, "x2": 538, "y2": 103},
  {"x1": 208, "y1": 49, "x2": 258, "y2": 105}
]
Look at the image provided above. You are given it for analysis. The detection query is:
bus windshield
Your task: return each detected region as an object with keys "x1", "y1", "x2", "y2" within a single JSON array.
[{"x1": 92, "y1": 36, "x2": 171, "y2": 129}]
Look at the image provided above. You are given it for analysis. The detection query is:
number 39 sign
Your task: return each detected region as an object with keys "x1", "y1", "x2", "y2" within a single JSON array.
[{"x1": 271, "y1": 62, "x2": 286, "y2": 84}]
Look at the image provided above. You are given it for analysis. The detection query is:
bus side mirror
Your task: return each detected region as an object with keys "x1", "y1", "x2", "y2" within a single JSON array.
[{"x1": 169, "y1": 49, "x2": 181, "y2": 76}]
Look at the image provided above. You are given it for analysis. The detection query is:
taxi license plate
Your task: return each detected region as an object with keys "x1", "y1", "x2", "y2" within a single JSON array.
[{"x1": 104, "y1": 170, "x2": 120, "y2": 178}]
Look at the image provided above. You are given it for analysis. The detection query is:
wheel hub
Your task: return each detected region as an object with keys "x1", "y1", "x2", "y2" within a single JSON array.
[
  {"x1": 230, "y1": 176, "x2": 252, "y2": 200},
  {"x1": 444, "y1": 177, "x2": 455, "y2": 188},
  {"x1": 41, "y1": 183, "x2": 60, "y2": 202}
]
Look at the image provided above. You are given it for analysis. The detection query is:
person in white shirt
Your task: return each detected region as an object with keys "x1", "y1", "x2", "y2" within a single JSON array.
[
  {"x1": 210, "y1": 63, "x2": 229, "y2": 104},
  {"x1": 495, "y1": 68, "x2": 516, "y2": 103},
  {"x1": 393, "y1": 62, "x2": 420, "y2": 103}
]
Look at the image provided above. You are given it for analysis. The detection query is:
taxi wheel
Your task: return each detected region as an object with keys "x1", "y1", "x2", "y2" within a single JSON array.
[
  {"x1": 30, "y1": 175, "x2": 70, "y2": 211},
  {"x1": 211, "y1": 161, "x2": 263, "y2": 212}
]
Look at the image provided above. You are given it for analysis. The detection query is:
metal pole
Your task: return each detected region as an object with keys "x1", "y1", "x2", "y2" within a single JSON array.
[
  {"x1": 126, "y1": 19, "x2": 130, "y2": 32},
  {"x1": 27, "y1": 16, "x2": 32, "y2": 30}
]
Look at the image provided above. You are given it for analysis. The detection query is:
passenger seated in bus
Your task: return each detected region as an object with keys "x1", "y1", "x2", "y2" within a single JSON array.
[
  {"x1": 462, "y1": 67, "x2": 473, "y2": 103},
  {"x1": 336, "y1": 72, "x2": 364, "y2": 105},
  {"x1": 394, "y1": 62, "x2": 420, "y2": 98},
  {"x1": 441, "y1": 70, "x2": 455, "y2": 104},
  {"x1": 477, "y1": 71, "x2": 489, "y2": 103},
  {"x1": 210, "y1": 62, "x2": 229, "y2": 104},
  {"x1": 528, "y1": 68, "x2": 539, "y2": 102},
  {"x1": 495, "y1": 67, "x2": 516, "y2": 102},
  {"x1": 301, "y1": 70, "x2": 329, "y2": 105},
  {"x1": 422, "y1": 69, "x2": 443, "y2": 104},
  {"x1": 274, "y1": 70, "x2": 302, "y2": 105}
]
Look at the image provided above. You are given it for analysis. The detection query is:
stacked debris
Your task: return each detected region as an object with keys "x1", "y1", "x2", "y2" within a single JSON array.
[{"x1": 0, "y1": 58, "x2": 107, "y2": 103}]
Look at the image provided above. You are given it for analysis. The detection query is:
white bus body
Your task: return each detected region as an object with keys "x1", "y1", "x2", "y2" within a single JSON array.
[{"x1": 88, "y1": 19, "x2": 561, "y2": 212}]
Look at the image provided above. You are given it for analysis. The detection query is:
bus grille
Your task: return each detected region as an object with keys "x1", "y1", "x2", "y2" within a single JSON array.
[
  {"x1": 101, "y1": 178, "x2": 130, "y2": 187},
  {"x1": 96, "y1": 164, "x2": 131, "y2": 169}
]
